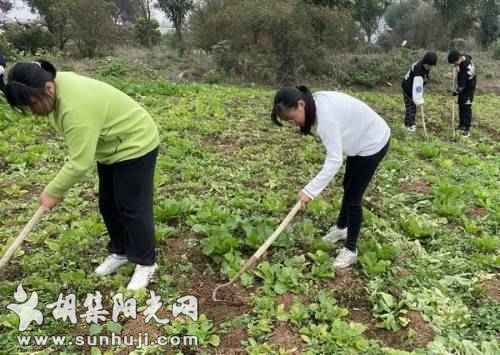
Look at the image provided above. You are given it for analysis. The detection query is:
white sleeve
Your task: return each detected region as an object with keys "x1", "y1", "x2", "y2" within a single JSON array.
[
  {"x1": 0, "y1": 65, "x2": 4, "y2": 76},
  {"x1": 413, "y1": 76, "x2": 424, "y2": 105},
  {"x1": 302, "y1": 121, "x2": 343, "y2": 199}
]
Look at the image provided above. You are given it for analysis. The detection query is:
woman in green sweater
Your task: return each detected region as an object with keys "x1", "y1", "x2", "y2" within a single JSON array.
[{"x1": 0, "y1": 57, "x2": 159, "y2": 290}]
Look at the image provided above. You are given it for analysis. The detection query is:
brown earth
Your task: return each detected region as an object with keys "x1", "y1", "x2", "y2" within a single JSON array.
[
  {"x1": 477, "y1": 80, "x2": 500, "y2": 95},
  {"x1": 217, "y1": 328, "x2": 247, "y2": 355},
  {"x1": 482, "y1": 278, "x2": 500, "y2": 302},
  {"x1": 406, "y1": 310, "x2": 434, "y2": 348},
  {"x1": 277, "y1": 293, "x2": 296, "y2": 311},
  {"x1": 328, "y1": 269, "x2": 434, "y2": 351},
  {"x1": 269, "y1": 321, "x2": 303, "y2": 354},
  {"x1": 400, "y1": 179, "x2": 432, "y2": 195},
  {"x1": 202, "y1": 135, "x2": 241, "y2": 155},
  {"x1": 163, "y1": 235, "x2": 253, "y2": 324},
  {"x1": 467, "y1": 207, "x2": 489, "y2": 218}
]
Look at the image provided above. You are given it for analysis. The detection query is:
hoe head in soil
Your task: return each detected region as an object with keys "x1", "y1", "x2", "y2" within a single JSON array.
[{"x1": 212, "y1": 201, "x2": 302, "y2": 303}]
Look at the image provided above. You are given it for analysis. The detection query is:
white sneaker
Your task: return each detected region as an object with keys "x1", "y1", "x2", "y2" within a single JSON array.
[
  {"x1": 334, "y1": 248, "x2": 358, "y2": 269},
  {"x1": 127, "y1": 263, "x2": 158, "y2": 290},
  {"x1": 406, "y1": 125, "x2": 416, "y2": 132},
  {"x1": 322, "y1": 225, "x2": 348, "y2": 244},
  {"x1": 95, "y1": 254, "x2": 128, "y2": 276}
]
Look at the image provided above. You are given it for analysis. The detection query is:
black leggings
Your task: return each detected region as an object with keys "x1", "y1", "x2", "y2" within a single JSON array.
[
  {"x1": 403, "y1": 91, "x2": 416, "y2": 127},
  {"x1": 458, "y1": 90, "x2": 475, "y2": 131},
  {"x1": 97, "y1": 147, "x2": 158, "y2": 266},
  {"x1": 458, "y1": 104, "x2": 472, "y2": 131},
  {"x1": 336, "y1": 140, "x2": 390, "y2": 251}
]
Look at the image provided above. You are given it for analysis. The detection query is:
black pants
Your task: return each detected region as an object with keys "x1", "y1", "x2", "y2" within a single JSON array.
[
  {"x1": 403, "y1": 91, "x2": 416, "y2": 127},
  {"x1": 97, "y1": 147, "x2": 158, "y2": 266},
  {"x1": 458, "y1": 90, "x2": 475, "y2": 131},
  {"x1": 336, "y1": 140, "x2": 390, "y2": 252}
]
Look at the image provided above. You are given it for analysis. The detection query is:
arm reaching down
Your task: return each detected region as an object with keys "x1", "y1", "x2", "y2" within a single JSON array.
[
  {"x1": 44, "y1": 111, "x2": 102, "y2": 198},
  {"x1": 302, "y1": 119, "x2": 343, "y2": 199}
]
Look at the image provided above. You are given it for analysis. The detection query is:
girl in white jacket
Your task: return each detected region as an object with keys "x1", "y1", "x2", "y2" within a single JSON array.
[{"x1": 271, "y1": 86, "x2": 391, "y2": 268}]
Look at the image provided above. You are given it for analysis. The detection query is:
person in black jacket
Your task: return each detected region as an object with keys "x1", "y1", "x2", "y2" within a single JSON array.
[
  {"x1": 401, "y1": 52, "x2": 437, "y2": 132},
  {"x1": 0, "y1": 54, "x2": 5, "y2": 80},
  {"x1": 448, "y1": 49, "x2": 477, "y2": 137}
]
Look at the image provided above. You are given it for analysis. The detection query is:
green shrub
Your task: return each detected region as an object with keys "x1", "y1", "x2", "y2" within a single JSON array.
[
  {"x1": 332, "y1": 51, "x2": 411, "y2": 88},
  {"x1": 383, "y1": 0, "x2": 446, "y2": 50},
  {"x1": 71, "y1": 0, "x2": 118, "y2": 57},
  {"x1": 3, "y1": 24, "x2": 55, "y2": 54},
  {"x1": 189, "y1": 0, "x2": 359, "y2": 83},
  {"x1": 134, "y1": 17, "x2": 162, "y2": 48},
  {"x1": 0, "y1": 32, "x2": 15, "y2": 58}
]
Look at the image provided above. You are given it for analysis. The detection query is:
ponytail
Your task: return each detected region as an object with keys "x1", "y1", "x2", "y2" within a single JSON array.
[{"x1": 296, "y1": 85, "x2": 316, "y2": 135}]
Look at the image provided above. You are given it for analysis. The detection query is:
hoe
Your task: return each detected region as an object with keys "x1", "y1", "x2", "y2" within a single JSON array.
[
  {"x1": 0, "y1": 206, "x2": 47, "y2": 271},
  {"x1": 212, "y1": 200, "x2": 302, "y2": 302}
]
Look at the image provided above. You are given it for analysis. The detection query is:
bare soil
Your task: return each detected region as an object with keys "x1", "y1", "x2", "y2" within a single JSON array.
[
  {"x1": 482, "y1": 278, "x2": 500, "y2": 302},
  {"x1": 269, "y1": 321, "x2": 303, "y2": 354}
]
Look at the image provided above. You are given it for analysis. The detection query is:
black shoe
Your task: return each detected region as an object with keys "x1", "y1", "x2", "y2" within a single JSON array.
[{"x1": 461, "y1": 130, "x2": 470, "y2": 138}]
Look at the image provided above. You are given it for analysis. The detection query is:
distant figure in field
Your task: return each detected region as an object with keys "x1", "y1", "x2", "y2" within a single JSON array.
[
  {"x1": 448, "y1": 49, "x2": 477, "y2": 137},
  {"x1": 401, "y1": 52, "x2": 437, "y2": 132}
]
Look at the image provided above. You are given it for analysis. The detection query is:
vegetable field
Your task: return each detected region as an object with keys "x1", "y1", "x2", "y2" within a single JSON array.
[{"x1": 0, "y1": 67, "x2": 499, "y2": 355}]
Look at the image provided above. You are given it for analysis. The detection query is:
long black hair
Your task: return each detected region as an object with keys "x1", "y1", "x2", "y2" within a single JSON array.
[
  {"x1": 422, "y1": 51, "x2": 438, "y2": 66},
  {"x1": 271, "y1": 85, "x2": 317, "y2": 135},
  {"x1": 447, "y1": 49, "x2": 461, "y2": 64},
  {"x1": 0, "y1": 59, "x2": 57, "y2": 113}
]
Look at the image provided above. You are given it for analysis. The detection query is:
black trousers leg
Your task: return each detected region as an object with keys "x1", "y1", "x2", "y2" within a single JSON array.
[
  {"x1": 459, "y1": 104, "x2": 472, "y2": 131},
  {"x1": 458, "y1": 89, "x2": 474, "y2": 131},
  {"x1": 336, "y1": 158, "x2": 354, "y2": 229},
  {"x1": 99, "y1": 147, "x2": 158, "y2": 266},
  {"x1": 97, "y1": 162, "x2": 127, "y2": 256},
  {"x1": 403, "y1": 92, "x2": 416, "y2": 127},
  {"x1": 114, "y1": 147, "x2": 158, "y2": 266},
  {"x1": 340, "y1": 141, "x2": 390, "y2": 252}
]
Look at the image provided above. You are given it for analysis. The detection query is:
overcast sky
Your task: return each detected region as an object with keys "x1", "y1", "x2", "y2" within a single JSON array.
[{"x1": 4, "y1": 0, "x2": 37, "y2": 21}]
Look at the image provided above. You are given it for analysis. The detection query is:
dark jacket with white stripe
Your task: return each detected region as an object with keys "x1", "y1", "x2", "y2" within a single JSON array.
[
  {"x1": 401, "y1": 61, "x2": 430, "y2": 105},
  {"x1": 456, "y1": 55, "x2": 476, "y2": 97}
]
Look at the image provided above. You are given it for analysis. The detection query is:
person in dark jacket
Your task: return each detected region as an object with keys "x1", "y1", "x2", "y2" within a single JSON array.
[
  {"x1": 448, "y1": 49, "x2": 477, "y2": 137},
  {"x1": 401, "y1": 52, "x2": 438, "y2": 132}
]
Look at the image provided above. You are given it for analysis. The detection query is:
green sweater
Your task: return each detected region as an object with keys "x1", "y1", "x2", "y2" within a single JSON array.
[{"x1": 44, "y1": 72, "x2": 159, "y2": 198}]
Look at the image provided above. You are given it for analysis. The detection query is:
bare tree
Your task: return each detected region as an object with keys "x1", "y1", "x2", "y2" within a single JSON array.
[
  {"x1": 24, "y1": 0, "x2": 73, "y2": 50},
  {"x1": 431, "y1": 0, "x2": 478, "y2": 39},
  {"x1": 0, "y1": 0, "x2": 12, "y2": 14},
  {"x1": 138, "y1": 0, "x2": 155, "y2": 21},
  {"x1": 111, "y1": 0, "x2": 142, "y2": 24},
  {"x1": 157, "y1": 0, "x2": 193, "y2": 53},
  {"x1": 70, "y1": 0, "x2": 118, "y2": 57},
  {"x1": 353, "y1": 0, "x2": 391, "y2": 43}
]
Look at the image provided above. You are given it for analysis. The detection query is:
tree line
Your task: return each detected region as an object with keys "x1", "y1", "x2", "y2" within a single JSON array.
[
  {"x1": 0, "y1": 0, "x2": 193, "y2": 56},
  {"x1": 1, "y1": 1, "x2": 499, "y2": 82}
]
